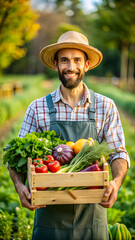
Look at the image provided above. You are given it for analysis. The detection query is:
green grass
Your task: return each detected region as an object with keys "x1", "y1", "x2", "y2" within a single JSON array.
[{"x1": 85, "y1": 77, "x2": 135, "y2": 117}]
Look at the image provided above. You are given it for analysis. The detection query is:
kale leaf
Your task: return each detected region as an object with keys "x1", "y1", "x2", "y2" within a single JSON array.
[{"x1": 3, "y1": 130, "x2": 66, "y2": 173}]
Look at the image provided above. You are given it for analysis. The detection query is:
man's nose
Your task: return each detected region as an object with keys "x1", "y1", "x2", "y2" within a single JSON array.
[{"x1": 67, "y1": 60, "x2": 76, "y2": 71}]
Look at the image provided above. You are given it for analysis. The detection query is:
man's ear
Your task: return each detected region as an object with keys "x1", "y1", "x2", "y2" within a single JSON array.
[
  {"x1": 53, "y1": 60, "x2": 58, "y2": 71},
  {"x1": 85, "y1": 60, "x2": 90, "y2": 72}
]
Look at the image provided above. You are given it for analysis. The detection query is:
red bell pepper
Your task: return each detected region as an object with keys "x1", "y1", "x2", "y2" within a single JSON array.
[
  {"x1": 80, "y1": 163, "x2": 102, "y2": 172},
  {"x1": 80, "y1": 164, "x2": 102, "y2": 189}
]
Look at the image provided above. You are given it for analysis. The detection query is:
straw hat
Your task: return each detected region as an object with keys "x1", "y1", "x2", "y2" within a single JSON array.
[{"x1": 40, "y1": 31, "x2": 103, "y2": 71}]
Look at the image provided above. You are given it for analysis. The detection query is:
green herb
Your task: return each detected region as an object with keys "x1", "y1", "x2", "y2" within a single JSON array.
[
  {"x1": 57, "y1": 140, "x2": 114, "y2": 190},
  {"x1": 3, "y1": 130, "x2": 66, "y2": 173},
  {"x1": 58, "y1": 140, "x2": 114, "y2": 173}
]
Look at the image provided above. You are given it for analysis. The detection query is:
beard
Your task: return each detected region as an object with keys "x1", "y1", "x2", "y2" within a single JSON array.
[{"x1": 58, "y1": 67, "x2": 85, "y2": 89}]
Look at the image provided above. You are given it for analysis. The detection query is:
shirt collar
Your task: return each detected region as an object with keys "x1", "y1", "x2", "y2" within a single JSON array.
[{"x1": 53, "y1": 83, "x2": 91, "y2": 104}]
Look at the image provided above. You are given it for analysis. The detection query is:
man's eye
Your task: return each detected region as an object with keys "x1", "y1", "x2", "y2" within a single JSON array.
[
  {"x1": 75, "y1": 59, "x2": 81, "y2": 63},
  {"x1": 61, "y1": 59, "x2": 67, "y2": 63}
]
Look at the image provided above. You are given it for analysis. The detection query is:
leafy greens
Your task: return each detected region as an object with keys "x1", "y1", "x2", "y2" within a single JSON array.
[{"x1": 3, "y1": 130, "x2": 66, "y2": 173}]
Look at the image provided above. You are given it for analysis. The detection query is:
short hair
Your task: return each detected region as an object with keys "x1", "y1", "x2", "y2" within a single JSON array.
[{"x1": 54, "y1": 49, "x2": 88, "y2": 63}]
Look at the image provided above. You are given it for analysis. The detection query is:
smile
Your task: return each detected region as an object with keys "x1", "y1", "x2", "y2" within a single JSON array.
[{"x1": 64, "y1": 72, "x2": 78, "y2": 78}]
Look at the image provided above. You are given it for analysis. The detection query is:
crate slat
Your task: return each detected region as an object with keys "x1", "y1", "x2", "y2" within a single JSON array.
[
  {"x1": 32, "y1": 171, "x2": 108, "y2": 188},
  {"x1": 27, "y1": 158, "x2": 109, "y2": 205},
  {"x1": 31, "y1": 189, "x2": 107, "y2": 205}
]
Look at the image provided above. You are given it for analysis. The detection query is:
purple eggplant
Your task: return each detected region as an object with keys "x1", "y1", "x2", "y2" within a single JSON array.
[{"x1": 52, "y1": 144, "x2": 74, "y2": 165}]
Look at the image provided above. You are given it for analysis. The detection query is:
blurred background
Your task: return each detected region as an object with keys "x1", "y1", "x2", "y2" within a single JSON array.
[{"x1": 0, "y1": 0, "x2": 135, "y2": 239}]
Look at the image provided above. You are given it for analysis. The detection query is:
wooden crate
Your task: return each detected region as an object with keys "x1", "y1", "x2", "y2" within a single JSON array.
[{"x1": 27, "y1": 158, "x2": 109, "y2": 206}]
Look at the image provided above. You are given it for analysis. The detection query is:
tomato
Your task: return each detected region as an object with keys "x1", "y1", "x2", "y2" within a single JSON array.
[
  {"x1": 43, "y1": 155, "x2": 55, "y2": 165},
  {"x1": 35, "y1": 164, "x2": 48, "y2": 173},
  {"x1": 32, "y1": 158, "x2": 43, "y2": 167},
  {"x1": 48, "y1": 160, "x2": 61, "y2": 173},
  {"x1": 36, "y1": 187, "x2": 47, "y2": 191}
]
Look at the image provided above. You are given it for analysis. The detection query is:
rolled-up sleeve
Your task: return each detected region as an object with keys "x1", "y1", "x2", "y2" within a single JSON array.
[{"x1": 103, "y1": 100, "x2": 130, "y2": 168}]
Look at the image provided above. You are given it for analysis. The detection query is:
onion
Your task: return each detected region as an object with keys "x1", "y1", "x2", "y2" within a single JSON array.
[{"x1": 52, "y1": 144, "x2": 74, "y2": 165}]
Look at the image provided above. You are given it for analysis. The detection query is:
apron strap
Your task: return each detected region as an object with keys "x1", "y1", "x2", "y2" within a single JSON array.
[
  {"x1": 46, "y1": 94, "x2": 57, "y2": 122},
  {"x1": 46, "y1": 90, "x2": 96, "y2": 122},
  {"x1": 88, "y1": 90, "x2": 96, "y2": 122}
]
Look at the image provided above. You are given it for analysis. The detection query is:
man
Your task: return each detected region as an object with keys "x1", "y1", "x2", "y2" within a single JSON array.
[{"x1": 9, "y1": 31, "x2": 130, "y2": 240}]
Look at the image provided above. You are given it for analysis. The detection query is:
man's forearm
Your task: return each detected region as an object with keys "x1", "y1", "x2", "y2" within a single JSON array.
[
  {"x1": 9, "y1": 167, "x2": 26, "y2": 193},
  {"x1": 111, "y1": 158, "x2": 128, "y2": 190}
]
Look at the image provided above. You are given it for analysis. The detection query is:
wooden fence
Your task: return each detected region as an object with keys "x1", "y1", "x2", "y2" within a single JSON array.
[{"x1": 0, "y1": 82, "x2": 22, "y2": 99}]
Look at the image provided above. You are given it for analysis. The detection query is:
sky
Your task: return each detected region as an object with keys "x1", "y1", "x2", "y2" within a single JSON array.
[
  {"x1": 81, "y1": 0, "x2": 101, "y2": 13},
  {"x1": 31, "y1": 0, "x2": 102, "y2": 13}
]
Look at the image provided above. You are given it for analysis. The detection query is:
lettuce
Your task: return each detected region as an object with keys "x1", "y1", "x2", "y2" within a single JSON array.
[{"x1": 3, "y1": 130, "x2": 66, "y2": 173}]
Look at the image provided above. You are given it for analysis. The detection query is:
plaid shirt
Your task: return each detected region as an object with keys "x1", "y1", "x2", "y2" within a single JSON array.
[{"x1": 19, "y1": 83, "x2": 130, "y2": 167}]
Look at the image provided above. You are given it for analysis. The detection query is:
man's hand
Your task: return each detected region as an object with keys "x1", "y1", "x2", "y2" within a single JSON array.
[
  {"x1": 17, "y1": 183, "x2": 46, "y2": 211},
  {"x1": 9, "y1": 167, "x2": 46, "y2": 211},
  {"x1": 100, "y1": 158, "x2": 128, "y2": 208},
  {"x1": 100, "y1": 180, "x2": 119, "y2": 208}
]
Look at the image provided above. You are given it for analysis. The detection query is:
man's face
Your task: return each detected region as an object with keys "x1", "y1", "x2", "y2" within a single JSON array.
[{"x1": 54, "y1": 49, "x2": 90, "y2": 89}]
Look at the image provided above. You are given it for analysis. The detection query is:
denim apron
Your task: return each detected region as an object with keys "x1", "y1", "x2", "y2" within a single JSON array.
[{"x1": 32, "y1": 90, "x2": 109, "y2": 240}]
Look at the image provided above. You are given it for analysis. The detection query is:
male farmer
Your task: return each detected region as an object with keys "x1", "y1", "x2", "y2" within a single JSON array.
[{"x1": 9, "y1": 31, "x2": 130, "y2": 240}]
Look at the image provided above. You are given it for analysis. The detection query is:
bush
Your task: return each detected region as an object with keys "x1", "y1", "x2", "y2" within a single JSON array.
[
  {"x1": 0, "y1": 210, "x2": 14, "y2": 240},
  {"x1": 0, "y1": 208, "x2": 34, "y2": 240}
]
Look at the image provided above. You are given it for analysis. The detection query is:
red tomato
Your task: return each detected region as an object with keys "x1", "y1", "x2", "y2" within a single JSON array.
[
  {"x1": 43, "y1": 155, "x2": 55, "y2": 165},
  {"x1": 32, "y1": 158, "x2": 43, "y2": 167},
  {"x1": 35, "y1": 164, "x2": 48, "y2": 173},
  {"x1": 48, "y1": 160, "x2": 61, "y2": 173},
  {"x1": 36, "y1": 187, "x2": 47, "y2": 191}
]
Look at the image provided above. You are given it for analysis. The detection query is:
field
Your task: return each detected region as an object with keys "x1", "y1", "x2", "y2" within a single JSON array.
[{"x1": 0, "y1": 75, "x2": 135, "y2": 239}]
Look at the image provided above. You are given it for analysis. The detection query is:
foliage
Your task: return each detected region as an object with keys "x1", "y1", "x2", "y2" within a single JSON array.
[
  {"x1": 0, "y1": 165, "x2": 20, "y2": 212},
  {"x1": 107, "y1": 208, "x2": 126, "y2": 226},
  {"x1": 3, "y1": 130, "x2": 66, "y2": 173},
  {"x1": 13, "y1": 207, "x2": 34, "y2": 240},
  {"x1": 0, "y1": 0, "x2": 40, "y2": 72},
  {"x1": 0, "y1": 210, "x2": 14, "y2": 240},
  {"x1": 89, "y1": 0, "x2": 135, "y2": 80},
  {"x1": 93, "y1": 0, "x2": 135, "y2": 47},
  {"x1": 112, "y1": 119, "x2": 135, "y2": 229},
  {"x1": 0, "y1": 208, "x2": 34, "y2": 240},
  {"x1": 53, "y1": 22, "x2": 83, "y2": 42}
]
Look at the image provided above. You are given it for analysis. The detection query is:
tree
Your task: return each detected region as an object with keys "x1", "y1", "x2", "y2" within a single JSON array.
[
  {"x1": 0, "y1": 0, "x2": 40, "y2": 73},
  {"x1": 91, "y1": 0, "x2": 135, "y2": 86}
]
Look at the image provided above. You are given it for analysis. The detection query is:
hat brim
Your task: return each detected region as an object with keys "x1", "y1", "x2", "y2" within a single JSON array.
[{"x1": 40, "y1": 42, "x2": 103, "y2": 71}]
